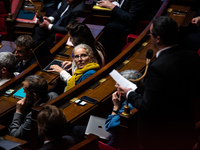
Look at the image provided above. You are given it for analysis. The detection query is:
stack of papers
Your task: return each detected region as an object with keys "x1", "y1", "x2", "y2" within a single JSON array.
[{"x1": 16, "y1": 10, "x2": 37, "y2": 23}]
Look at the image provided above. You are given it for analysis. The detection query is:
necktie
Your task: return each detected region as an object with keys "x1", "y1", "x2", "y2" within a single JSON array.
[{"x1": 55, "y1": 5, "x2": 69, "y2": 26}]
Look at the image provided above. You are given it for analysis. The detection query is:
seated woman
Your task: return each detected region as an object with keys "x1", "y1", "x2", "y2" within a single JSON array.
[
  {"x1": 65, "y1": 22, "x2": 106, "y2": 73},
  {"x1": 48, "y1": 44, "x2": 100, "y2": 92}
]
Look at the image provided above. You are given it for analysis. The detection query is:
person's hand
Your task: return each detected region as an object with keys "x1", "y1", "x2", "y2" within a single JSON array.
[
  {"x1": 191, "y1": 16, "x2": 200, "y2": 26},
  {"x1": 118, "y1": 86, "x2": 132, "y2": 99},
  {"x1": 112, "y1": 91, "x2": 121, "y2": 111},
  {"x1": 48, "y1": 65, "x2": 63, "y2": 73},
  {"x1": 97, "y1": 0, "x2": 116, "y2": 10},
  {"x1": 43, "y1": 16, "x2": 51, "y2": 23},
  {"x1": 62, "y1": 61, "x2": 72, "y2": 71},
  {"x1": 16, "y1": 96, "x2": 29, "y2": 114},
  {"x1": 39, "y1": 19, "x2": 50, "y2": 29}
]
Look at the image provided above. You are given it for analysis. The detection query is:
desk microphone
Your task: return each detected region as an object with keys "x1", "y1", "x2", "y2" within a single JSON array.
[
  {"x1": 122, "y1": 49, "x2": 153, "y2": 116},
  {"x1": 129, "y1": 49, "x2": 153, "y2": 82}
]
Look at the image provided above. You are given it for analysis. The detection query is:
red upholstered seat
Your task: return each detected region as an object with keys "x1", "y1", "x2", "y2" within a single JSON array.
[
  {"x1": 122, "y1": 20, "x2": 150, "y2": 52},
  {"x1": 0, "y1": 1, "x2": 8, "y2": 18},
  {"x1": 98, "y1": 141, "x2": 117, "y2": 150},
  {"x1": 197, "y1": 49, "x2": 200, "y2": 56},
  {"x1": 55, "y1": 33, "x2": 65, "y2": 44},
  {"x1": 11, "y1": 0, "x2": 20, "y2": 14}
]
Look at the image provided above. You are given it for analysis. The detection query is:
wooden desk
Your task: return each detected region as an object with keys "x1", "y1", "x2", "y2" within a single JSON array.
[
  {"x1": 0, "y1": 124, "x2": 27, "y2": 149},
  {"x1": 0, "y1": 24, "x2": 105, "y2": 126},
  {"x1": 6, "y1": 0, "x2": 44, "y2": 41},
  {"x1": 3, "y1": 135, "x2": 28, "y2": 149}
]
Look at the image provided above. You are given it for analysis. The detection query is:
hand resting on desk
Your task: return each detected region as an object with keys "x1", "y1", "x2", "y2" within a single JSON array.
[{"x1": 48, "y1": 61, "x2": 72, "y2": 73}]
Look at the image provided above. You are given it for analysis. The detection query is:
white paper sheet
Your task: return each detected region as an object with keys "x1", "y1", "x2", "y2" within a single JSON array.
[{"x1": 109, "y1": 69, "x2": 137, "y2": 90}]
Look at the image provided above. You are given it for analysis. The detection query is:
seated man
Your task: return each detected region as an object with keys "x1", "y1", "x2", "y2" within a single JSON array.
[
  {"x1": 0, "y1": 52, "x2": 19, "y2": 86},
  {"x1": 42, "y1": 0, "x2": 62, "y2": 16},
  {"x1": 14, "y1": 35, "x2": 36, "y2": 73},
  {"x1": 37, "y1": 105, "x2": 75, "y2": 150},
  {"x1": 33, "y1": 0, "x2": 85, "y2": 47},
  {"x1": 98, "y1": 0, "x2": 161, "y2": 62},
  {"x1": 8, "y1": 75, "x2": 58, "y2": 141}
]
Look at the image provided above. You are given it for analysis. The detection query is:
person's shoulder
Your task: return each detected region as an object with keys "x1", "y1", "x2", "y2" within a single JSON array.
[
  {"x1": 85, "y1": 69, "x2": 96, "y2": 74},
  {"x1": 47, "y1": 92, "x2": 58, "y2": 101}
]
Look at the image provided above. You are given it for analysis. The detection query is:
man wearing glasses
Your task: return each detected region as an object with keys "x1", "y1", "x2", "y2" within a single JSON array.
[
  {"x1": 8, "y1": 75, "x2": 58, "y2": 141},
  {"x1": 117, "y1": 16, "x2": 200, "y2": 150}
]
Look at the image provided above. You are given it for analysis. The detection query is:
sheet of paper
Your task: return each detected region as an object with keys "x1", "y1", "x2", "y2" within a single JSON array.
[{"x1": 109, "y1": 69, "x2": 137, "y2": 90}]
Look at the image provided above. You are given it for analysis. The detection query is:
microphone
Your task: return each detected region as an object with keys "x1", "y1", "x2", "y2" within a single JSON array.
[
  {"x1": 122, "y1": 49, "x2": 153, "y2": 116},
  {"x1": 129, "y1": 49, "x2": 153, "y2": 82}
]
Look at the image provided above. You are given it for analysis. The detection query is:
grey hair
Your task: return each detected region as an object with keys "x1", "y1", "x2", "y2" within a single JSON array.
[
  {"x1": 0, "y1": 52, "x2": 17, "y2": 73},
  {"x1": 72, "y1": 43, "x2": 95, "y2": 62},
  {"x1": 120, "y1": 70, "x2": 143, "y2": 87},
  {"x1": 15, "y1": 35, "x2": 35, "y2": 52}
]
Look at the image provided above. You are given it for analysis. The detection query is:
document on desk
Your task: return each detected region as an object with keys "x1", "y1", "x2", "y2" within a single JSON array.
[
  {"x1": 0, "y1": 138, "x2": 20, "y2": 150},
  {"x1": 109, "y1": 69, "x2": 137, "y2": 90}
]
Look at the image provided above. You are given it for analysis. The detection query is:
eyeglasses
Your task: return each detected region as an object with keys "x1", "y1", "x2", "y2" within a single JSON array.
[{"x1": 74, "y1": 54, "x2": 88, "y2": 60}]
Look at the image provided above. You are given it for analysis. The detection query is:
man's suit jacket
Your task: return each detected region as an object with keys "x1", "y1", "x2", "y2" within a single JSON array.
[
  {"x1": 128, "y1": 46, "x2": 200, "y2": 149},
  {"x1": 39, "y1": 135, "x2": 75, "y2": 150},
  {"x1": 50, "y1": 0, "x2": 85, "y2": 34},
  {"x1": 15, "y1": 56, "x2": 36, "y2": 73},
  {"x1": 110, "y1": 0, "x2": 161, "y2": 32}
]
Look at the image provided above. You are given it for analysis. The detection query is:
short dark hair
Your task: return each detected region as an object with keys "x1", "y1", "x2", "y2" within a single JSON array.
[
  {"x1": 25, "y1": 75, "x2": 48, "y2": 98},
  {"x1": 37, "y1": 105, "x2": 68, "y2": 139},
  {"x1": 15, "y1": 35, "x2": 35, "y2": 52},
  {"x1": 67, "y1": 22, "x2": 95, "y2": 48},
  {"x1": 152, "y1": 16, "x2": 178, "y2": 45}
]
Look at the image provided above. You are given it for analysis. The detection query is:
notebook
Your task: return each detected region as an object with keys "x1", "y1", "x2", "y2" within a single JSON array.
[
  {"x1": 85, "y1": 115, "x2": 111, "y2": 140},
  {"x1": 13, "y1": 87, "x2": 26, "y2": 99},
  {"x1": 33, "y1": 41, "x2": 65, "y2": 72},
  {"x1": 16, "y1": 10, "x2": 37, "y2": 23}
]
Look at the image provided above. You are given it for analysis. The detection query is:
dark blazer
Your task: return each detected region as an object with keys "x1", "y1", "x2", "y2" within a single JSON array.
[
  {"x1": 15, "y1": 56, "x2": 36, "y2": 73},
  {"x1": 111, "y1": 0, "x2": 161, "y2": 32},
  {"x1": 128, "y1": 46, "x2": 200, "y2": 150},
  {"x1": 38, "y1": 135, "x2": 75, "y2": 150},
  {"x1": 51, "y1": 0, "x2": 85, "y2": 34}
]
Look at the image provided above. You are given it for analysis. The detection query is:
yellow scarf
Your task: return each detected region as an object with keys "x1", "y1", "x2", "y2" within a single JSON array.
[{"x1": 65, "y1": 62, "x2": 100, "y2": 91}]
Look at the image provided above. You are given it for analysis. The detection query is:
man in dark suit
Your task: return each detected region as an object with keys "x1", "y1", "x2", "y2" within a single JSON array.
[
  {"x1": 14, "y1": 35, "x2": 36, "y2": 73},
  {"x1": 37, "y1": 105, "x2": 75, "y2": 150},
  {"x1": 98, "y1": 0, "x2": 161, "y2": 62},
  {"x1": 33, "y1": 0, "x2": 85, "y2": 47},
  {"x1": 118, "y1": 16, "x2": 200, "y2": 150}
]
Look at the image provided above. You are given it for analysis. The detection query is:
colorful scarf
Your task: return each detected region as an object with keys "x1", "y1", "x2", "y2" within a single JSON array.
[{"x1": 65, "y1": 62, "x2": 100, "y2": 91}]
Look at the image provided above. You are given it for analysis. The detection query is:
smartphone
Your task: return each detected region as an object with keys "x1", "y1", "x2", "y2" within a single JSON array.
[{"x1": 81, "y1": 96, "x2": 98, "y2": 104}]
